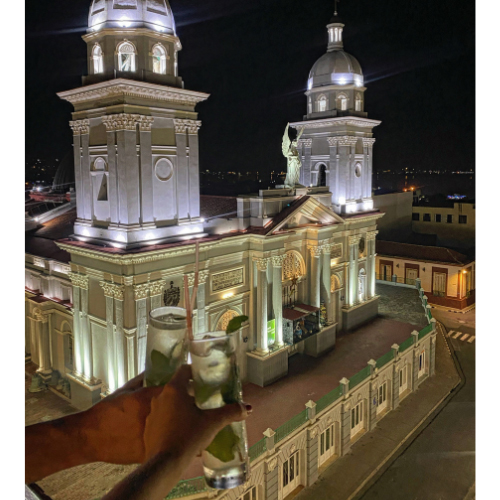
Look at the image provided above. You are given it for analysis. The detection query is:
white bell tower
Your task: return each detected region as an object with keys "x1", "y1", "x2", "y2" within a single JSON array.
[{"x1": 58, "y1": 0, "x2": 209, "y2": 248}]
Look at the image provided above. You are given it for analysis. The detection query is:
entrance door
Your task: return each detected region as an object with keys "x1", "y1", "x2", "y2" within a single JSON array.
[
  {"x1": 319, "y1": 423, "x2": 338, "y2": 466},
  {"x1": 405, "y1": 268, "x2": 418, "y2": 285},
  {"x1": 433, "y1": 272, "x2": 446, "y2": 297},
  {"x1": 350, "y1": 401, "x2": 364, "y2": 437},
  {"x1": 282, "y1": 451, "x2": 301, "y2": 498},
  {"x1": 380, "y1": 264, "x2": 392, "y2": 282},
  {"x1": 399, "y1": 365, "x2": 408, "y2": 394},
  {"x1": 376, "y1": 382, "x2": 388, "y2": 414}
]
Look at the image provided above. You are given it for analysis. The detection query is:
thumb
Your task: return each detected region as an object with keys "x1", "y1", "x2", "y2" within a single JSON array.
[{"x1": 206, "y1": 403, "x2": 252, "y2": 428}]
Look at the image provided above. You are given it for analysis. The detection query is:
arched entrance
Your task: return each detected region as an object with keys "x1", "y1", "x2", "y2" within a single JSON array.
[{"x1": 318, "y1": 164, "x2": 327, "y2": 187}]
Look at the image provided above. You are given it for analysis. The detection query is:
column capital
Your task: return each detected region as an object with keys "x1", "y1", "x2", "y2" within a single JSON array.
[
  {"x1": 173, "y1": 119, "x2": 202, "y2": 134},
  {"x1": 101, "y1": 113, "x2": 146, "y2": 132},
  {"x1": 138, "y1": 116, "x2": 154, "y2": 132},
  {"x1": 100, "y1": 281, "x2": 124, "y2": 300},
  {"x1": 362, "y1": 137, "x2": 376, "y2": 147},
  {"x1": 69, "y1": 119, "x2": 90, "y2": 136},
  {"x1": 298, "y1": 138, "x2": 313, "y2": 149},
  {"x1": 308, "y1": 245, "x2": 323, "y2": 258},
  {"x1": 271, "y1": 254, "x2": 287, "y2": 268},
  {"x1": 149, "y1": 279, "x2": 166, "y2": 297},
  {"x1": 366, "y1": 230, "x2": 379, "y2": 241},
  {"x1": 337, "y1": 136, "x2": 358, "y2": 147},
  {"x1": 198, "y1": 270, "x2": 210, "y2": 284},
  {"x1": 327, "y1": 137, "x2": 338, "y2": 148},
  {"x1": 348, "y1": 235, "x2": 362, "y2": 246},
  {"x1": 254, "y1": 258, "x2": 269, "y2": 272},
  {"x1": 69, "y1": 272, "x2": 89, "y2": 289},
  {"x1": 186, "y1": 273, "x2": 196, "y2": 287},
  {"x1": 133, "y1": 283, "x2": 150, "y2": 301},
  {"x1": 33, "y1": 308, "x2": 49, "y2": 323}
]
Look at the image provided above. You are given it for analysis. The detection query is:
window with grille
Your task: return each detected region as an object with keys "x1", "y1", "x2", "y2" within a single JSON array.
[
  {"x1": 316, "y1": 95, "x2": 327, "y2": 112},
  {"x1": 282, "y1": 452, "x2": 300, "y2": 496},
  {"x1": 399, "y1": 366, "x2": 408, "y2": 393},
  {"x1": 423, "y1": 213, "x2": 431, "y2": 222},
  {"x1": 447, "y1": 214, "x2": 453, "y2": 223},
  {"x1": 319, "y1": 424, "x2": 337, "y2": 465},
  {"x1": 117, "y1": 41, "x2": 136, "y2": 72},
  {"x1": 435, "y1": 214, "x2": 442, "y2": 223},
  {"x1": 152, "y1": 44, "x2": 167, "y2": 74},
  {"x1": 237, "y1": 486, "x2": 257, "y2": 500},
  {"x1": 351, "y1": 401, "x2": 363, "y2": 436},
  {"x1": 376, "y1": 382, "x2": 388, "y2": 412},
  {"x1": 418, "y1": 351, "x2": 426, "y2": 377},
  {"x1": 459, "y1": 215, "x2": 467, "y2": 224},
  {"x1": 92, "y1": 44, "x2": 104, "y2": 74},
  {"x1": 412, "y1": 213, "x2": 420, "y2": 221}
]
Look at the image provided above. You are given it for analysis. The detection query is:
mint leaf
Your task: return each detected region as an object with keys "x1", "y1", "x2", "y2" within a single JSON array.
[
  {"x1": 205, "y1": 425, "x2": 240, "y2": 463},
  {"x1": 226, "y1": 315, "x2": 249, "y2": 334}
]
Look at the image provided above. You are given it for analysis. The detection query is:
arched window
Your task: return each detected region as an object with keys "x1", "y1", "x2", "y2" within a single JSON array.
[
  {"x1": 117, "y1": 41, "x2": 136, "y2": 72},
  {"x1": 152, "y1": 44, "x2": 167, "y2": 74},
  {"x1": 318, "y1": 164, "x2": 327, "y2": 187},
  {"x1": 337, "y1": 94, "x2": 348, "y2": 111},
  {"x1": 216, "y1": 310, "x2": 240, "y2": 332},
  {"x1": 355, "y1": 94, "x2": 362, "y2": 111},
  {"x1": 92, "y1": 44, "x2": 104, "y2": 74},
  {"x1": 317, "y1": 95, "x2": 327, "y2": 112}
]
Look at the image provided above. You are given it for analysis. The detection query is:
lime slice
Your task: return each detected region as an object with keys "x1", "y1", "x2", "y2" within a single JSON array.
[
  {"x1": 206, "y1": 425, "x2": 240, "y2": 463},
  {"x1": 226, "y1": 316, "x2": 249, "y2": 334}
]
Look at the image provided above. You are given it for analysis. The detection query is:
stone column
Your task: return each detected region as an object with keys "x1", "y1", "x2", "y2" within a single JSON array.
[
  {"x1": 300, "y1": 139, "x2": 313, "y2": 186},
  {"x1": 348, "y1": 236, "x2": 360, "y2": 306},
  {"x1": 101, "y1": 116, "x2": 120, "y2": 224},
  {"x1": 306, "y1": 426, "x2": 320, "y2": 486},
  {"x1": 187, "y1": 120, "x2": 202, "y2": 219},
  {"x1": 174, "y1": 119, "x2": 189, "y2": 220},
  {"x1": 271, "y1": 255, "x2": 286, "y2": 346},
  {"x1": 134, "y1": 283, "x2": 150, "y2": 376},
  {"x1": 363, "y1": 138, "x2": 376, "y2": 200},
  {"x1": 78, "y1": 275, "x2": 93, "y2": 382},
  {"x1": 113, "y1": 285, "x2": 126, "y2": 388},
  {"x1": 340, "y1": 378, "x2": 351, "y2": 456},
  {"x1": 327, "y1": 138, "x2": 339, "y2": 202},
  {"x1": 197, "y1": 271, "x2": 210, "y2": 335},
  {"x1": 33, "y1": 309, "x2": 52, "y2": 381},
  {"x1": 69, "y1": 120, "x2": 89, "y2": 222},
  {"x1": 149, "y1": 280, "x2": 165, "y2": 311},
  {"x1": 321, "y1": 245, "x2": 334, "y2": 325},
  {"x1": 367, "y1": 231, "x2": 378, "y2": 298},
  {"x1": 101, "y1": 281, "x2": 118, "y2": 392},
  {"x1": 68, "y1": 273, "x2": 84, "y2": 377},
  {"x1": 255, "y1": 258, "x2": 269, "y2": 355},
  {"x1": 309, "y1": 246, "x2": 322, "y2": 308},
  {"x1": 138, "y1": 116, "x2": 155, "y2": 225}
]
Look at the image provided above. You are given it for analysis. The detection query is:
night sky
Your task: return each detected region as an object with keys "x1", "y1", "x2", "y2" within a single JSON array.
[{"x1": 25, "y1": 0, "x2": 475, "y2": 178}]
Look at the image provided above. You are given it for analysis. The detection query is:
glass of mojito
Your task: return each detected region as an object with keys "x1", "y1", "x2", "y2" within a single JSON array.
[
  {"x1": 190, "y1": 331, "x2": 249, "y2": 490},
  {"x1": 144, "y1": 307, "x2": 188, "y2": 387}
]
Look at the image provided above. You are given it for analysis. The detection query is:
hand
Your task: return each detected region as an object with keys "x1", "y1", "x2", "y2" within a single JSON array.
[
  {"x1": 82, "y1": 373, "x2": 164, "y2": 465},
  {"x1": 144, "y1": 365, "x2": 251, "y2": 462}
]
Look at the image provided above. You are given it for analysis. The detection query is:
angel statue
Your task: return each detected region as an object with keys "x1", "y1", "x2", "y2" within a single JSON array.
[{"x1": 282, "y1": 123, "x2": 305, "y2": 188}]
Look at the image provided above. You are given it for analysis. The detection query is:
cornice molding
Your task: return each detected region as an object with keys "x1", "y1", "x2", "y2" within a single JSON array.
[
  {"x1": 289, "y1": 117, "x2": 381, "y2": 130},
  {"x1": 57, "y1": 78, "x2": 210, "y2": 107}
]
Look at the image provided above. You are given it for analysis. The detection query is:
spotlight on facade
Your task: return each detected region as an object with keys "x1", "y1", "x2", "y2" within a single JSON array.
[
  {"x1": 119, "y1": 17, "x2": 131, "y2": 28},
  {"x1": 222, "y1": 292, "x2": 235, "y2": 299}
]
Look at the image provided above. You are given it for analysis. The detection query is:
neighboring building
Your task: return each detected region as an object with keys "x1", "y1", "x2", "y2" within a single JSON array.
[
  {"x1": 412, "y1": 200, "x2": 475, "y2": 249},
  {"x1": 373, "y1": 191, "x2": 413, "y2": 241},
  {"x1": 25, "y1": 2, "x2": 384, "y2": 409},
  {"x1": 376, "y1": 240, "x2": 475, "y2": 311}
]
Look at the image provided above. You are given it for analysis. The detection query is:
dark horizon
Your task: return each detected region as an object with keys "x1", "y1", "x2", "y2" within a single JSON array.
[{"x1": 25, "y1": 0, "x2": 475, "y2": 181}]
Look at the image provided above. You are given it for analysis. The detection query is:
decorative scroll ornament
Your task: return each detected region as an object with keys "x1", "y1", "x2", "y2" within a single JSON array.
[
  {"x1": 282, "y1": 123, "x2": 305, "y2": 188},
  {"x1": 33, "y1": 308, "x2": 48, "y2": 323},
  {"x1": 163, "y1": 281, "x2": 181, "y2": 307},
  {"x1": 290, "y1": 444, "x2": 297, "y2": 454},
  {"x1": 268, "y1": 458, "x2": 278, "y2": 472},
  {"x1": 282, "y1": 252, "x2": 304, "y2": 281},
  {"x1": 216, "y1": 310, "x2": 239, "y2": 332},
  {"x1": 310, "y1": 427, "x2": 318, "y2": 439}
]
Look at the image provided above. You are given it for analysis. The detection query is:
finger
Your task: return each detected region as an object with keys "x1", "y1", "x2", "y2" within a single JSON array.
[
  {"x1": 206, "y1": 402, "x2": 251, "y2": 428},
  {"x1": 169, "y1": 364, "x2": 193, "y2": 390}
]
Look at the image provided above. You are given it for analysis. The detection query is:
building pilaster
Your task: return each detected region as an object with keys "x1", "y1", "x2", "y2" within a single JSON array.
[
  {"x1": 101, "y1": 281, "x2": 117, "y2": 392},
  {"x1": 363, "y1": 138, "x2": 376, "y2": 200},
  {"x1": 133, "y1": 283, "x2": 150, "y2": 375},
  {"x1": 321, "y1": 245, "x2": 334, "y2": 325},
  {"x1": 327, "y1": 137, "x2": 339, "y2": 203},
  {"x1": 138, "y1": 117, "x2": 155, "y2": 225},
  {"x1": 187, "y1": 120, "x2": 202, "y2": 219},
  {"x1": 308, "y1": 245, "x2": 322, "y2": 308},
  {"x1": 174, "y1": 119, "x2": 189, "y2": 220},
  {"x1": 101, "y1": 117, "x2": 119, "y2": 224},
  {"x1": 271, "y1": 255, "x2": 286, "y2": 346},
  {"x1": 33, "y1": 309, "x2": 52, "y2": 382},
  {"x1": 149, "y1": 280, "x2": 165, "y2": 310},
  {"x1": 78, "y1": 275, "x2": 93, "y2": 382},
  {"x1": 367, "y1": 230, "x2": 378, "y2": 298},
  {"x1": 348, "y1": 236, "x2": 361, "y2": 306},
  {"x1": 68, "y1": 273, "x2": 83, "y2": 377},
  {"x1": 255, "y1": 258, "x2": 269, "y2": 354},
  {"x1": 300, "y1": 138, "x2": 313, "y2": 186},
  {"x1": 69, "y1": 120, "x2": 89, "y2": 222}
]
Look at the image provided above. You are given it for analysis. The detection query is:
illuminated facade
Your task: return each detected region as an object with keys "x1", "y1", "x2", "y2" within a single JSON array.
[{"x1": 25, "y1": 3, "x2": 383, "y2": 409}]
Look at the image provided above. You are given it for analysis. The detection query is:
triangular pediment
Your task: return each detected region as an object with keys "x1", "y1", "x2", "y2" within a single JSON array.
[{"x1": 267, "y1": 196, "x2": 344, "y2": 235}]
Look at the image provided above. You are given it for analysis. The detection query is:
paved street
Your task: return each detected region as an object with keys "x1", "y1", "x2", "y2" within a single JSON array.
[
  {"x1": 430, "y1": 307, "x2": 476, "y2": 337},
  {"x1": 358, "y1": 328, "x2": 475, "y2": 500}
]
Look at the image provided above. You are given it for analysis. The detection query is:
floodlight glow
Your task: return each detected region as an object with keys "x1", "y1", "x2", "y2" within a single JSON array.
[
  {"x1": 339, "y1": 197, "x2": 346, "y2": 205},
  {"x1": 222, "y1": 292, "x2": 235, "y2": 299},
  {"x1": 120, "y1": 17, "x2": 131, "y2": 28}
]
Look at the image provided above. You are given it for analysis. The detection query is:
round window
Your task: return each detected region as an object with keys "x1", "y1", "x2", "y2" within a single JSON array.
[
  {"x1": 355, "y1": 163, "x2": 362, "y2": 178},
  {"x1": 155, "y1": 158, "x2": 174, "y2": 182}
]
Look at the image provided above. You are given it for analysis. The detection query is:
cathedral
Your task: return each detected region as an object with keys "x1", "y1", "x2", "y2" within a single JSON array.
[{"x1": 25, "y1": 1, "x2": 383, "y2": 409}]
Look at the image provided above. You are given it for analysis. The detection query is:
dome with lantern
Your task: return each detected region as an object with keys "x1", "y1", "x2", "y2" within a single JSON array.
[
  {"x1": 88, "y1": 0, "x2": 176, "y2": 34},
  {"x1": 307, "y1": 13, "x2": 364, "y2": 90}
]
